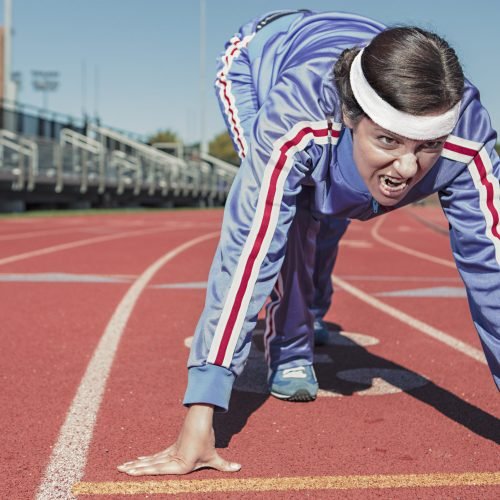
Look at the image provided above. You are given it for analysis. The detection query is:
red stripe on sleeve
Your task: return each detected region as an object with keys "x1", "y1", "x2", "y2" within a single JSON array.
[
  {"x1": 443, "y1": 141, "x2": 478, "y2": 158},
  {"x1": 474, "y1": 155, "x2": 500, "y2": 240}
]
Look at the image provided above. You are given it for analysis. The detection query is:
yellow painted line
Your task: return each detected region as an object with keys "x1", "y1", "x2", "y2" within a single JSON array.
[{"x1": 73, "y1": 472, "x2": 500, "y2": 495}]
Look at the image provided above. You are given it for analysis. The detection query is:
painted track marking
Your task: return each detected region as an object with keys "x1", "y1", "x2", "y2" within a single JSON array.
[
  {"x1": 72, "y1": 472, "x2": 500, "y2": 495},
  {"x1": 408, "y1": 209, "x2": 450, "y2": 235},
  {"x1": 0, "y1": 272, "x2": 132, "y2": 283},
  {"x1": 35, "y1": 231, "x2": 219, "y2": 500},
  {"x1": 0, "y1": 225, "x2": 188, "y2": 266},
  {"x1": 371, "y1": 216, "x2": 456, "y2": 268},
  {"x1": 340, "y1": 275, "x2": 461, "y2": 282},
  {"x1": 0, "y1": 226, "x2": 89, "y2": 241},
  {"x1": 331, "y1": 275, "x2": 486, "y2": 364},
  {"x1": 375, "y1": 286, "x2": 466, "y2": 297},
  {"x1": 335, "y1": 368, "x2": 428, "y2": 395}
]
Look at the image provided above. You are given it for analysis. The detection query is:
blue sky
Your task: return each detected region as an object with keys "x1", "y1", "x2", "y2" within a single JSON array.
[{"x1": 5, "y1": 0, "x2": 500, "y2": 144}]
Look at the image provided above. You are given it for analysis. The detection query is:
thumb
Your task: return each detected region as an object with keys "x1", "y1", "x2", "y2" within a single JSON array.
[{"x1": 202, "y1": 453, "x2": 242, "y2": 472}]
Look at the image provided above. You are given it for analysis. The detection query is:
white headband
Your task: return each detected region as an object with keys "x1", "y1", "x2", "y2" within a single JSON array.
[{"x1": 349, "y1": 49, "x2": 461, "y2": 140}]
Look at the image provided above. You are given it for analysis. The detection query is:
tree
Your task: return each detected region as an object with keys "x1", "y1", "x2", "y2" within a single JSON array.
[
  {"x1": 209, "y1": 131, "x2": 240, "y2": 166},
  {"x1": 147, "y1": 129, "x2": 181, "y2": 145}
]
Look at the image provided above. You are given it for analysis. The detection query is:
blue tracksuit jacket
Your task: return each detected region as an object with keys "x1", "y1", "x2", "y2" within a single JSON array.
[{"x1": 184, "y1": 10, "x2": 500, "y2": 411}]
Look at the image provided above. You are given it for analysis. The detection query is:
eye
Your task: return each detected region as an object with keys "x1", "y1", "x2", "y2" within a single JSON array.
[
  {"x1": 421, "y1": 140, "x2": 444, "y2": 151},
  {"x1": 378, "y1": 135, "x2": 397, "y2": 146}
]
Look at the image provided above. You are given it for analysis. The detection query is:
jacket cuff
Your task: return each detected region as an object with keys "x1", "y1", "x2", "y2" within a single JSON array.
[{"x1": 183, "y1": 364, "x2": 235, "y2": 412}]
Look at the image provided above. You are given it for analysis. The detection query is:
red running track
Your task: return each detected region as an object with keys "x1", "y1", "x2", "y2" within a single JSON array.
[{"x1": 0, "y1": 207, "x2": 498, "y2": 499}]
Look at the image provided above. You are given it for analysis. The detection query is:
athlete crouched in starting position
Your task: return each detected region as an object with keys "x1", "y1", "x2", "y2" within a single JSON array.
[{"x1": 118, "y1": 9, "x2": 500, "y2": 475}]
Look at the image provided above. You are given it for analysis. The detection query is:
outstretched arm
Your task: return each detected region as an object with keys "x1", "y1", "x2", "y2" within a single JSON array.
[{"x1": 439, "y1": 91, "x2": 500, "y2": 388}]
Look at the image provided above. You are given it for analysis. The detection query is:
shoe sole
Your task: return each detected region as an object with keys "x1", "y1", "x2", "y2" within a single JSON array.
[{"x1": 270, "y1": 388, "x2": 317, "y2": 402}]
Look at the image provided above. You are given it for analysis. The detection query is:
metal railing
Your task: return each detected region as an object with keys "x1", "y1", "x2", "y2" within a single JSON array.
[
  {"x1": 91, "y1": 126, "x2": 204, "y2": 198},
  {"x1": 56, "y1": 128, "x2": 104, "y2": 193},
  {"x1": 0, "y1": 129, "x2": 38, "y2": 191},
  {"x1": 201, "y1": 152, "x2": 239, "y2": 201},
  {"x1": 110, "y1": 150, "x2": 142, "y2": 195},
  {"x1": 0, "y1": 126, "x2": 239, "y2": 208}
]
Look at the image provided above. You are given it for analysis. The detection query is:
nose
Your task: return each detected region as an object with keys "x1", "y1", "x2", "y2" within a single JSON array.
[{"x1": 393, "y1": 153, "x2": 418, "y2": 179}]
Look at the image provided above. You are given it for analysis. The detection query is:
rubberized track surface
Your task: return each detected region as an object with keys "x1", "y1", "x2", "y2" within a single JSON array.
[{"x1": 1, "y1": 207, "x2": 498, "y2": 499}]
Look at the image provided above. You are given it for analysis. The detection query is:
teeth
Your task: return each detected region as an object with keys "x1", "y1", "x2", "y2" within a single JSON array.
[{"x1": 382, "y1": 175, "x2": 407, "y2": 188}]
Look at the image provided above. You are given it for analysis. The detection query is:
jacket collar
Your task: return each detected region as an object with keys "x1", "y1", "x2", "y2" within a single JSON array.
[{"x1": 336, "y1": 126, "x2": 370, "y2": 194}]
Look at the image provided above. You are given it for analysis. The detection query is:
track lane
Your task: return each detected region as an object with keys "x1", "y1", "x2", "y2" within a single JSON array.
[
  {"x1": 0, "y1": 227, "x2": 167, "y2": 262},
  {"x1": 80, "y1": 210, "x2": 498, "y2": 499},
  {"x1": 34, "y1": 230, "x2": 220, "y2": 500},
  {"x1": 331, "y1": 275, "x2": 485, "y2": 364},
  {"x1": 0, "y1": 213, "x2": 221, "y2": 499},
  {"x1": 0, "y1": 281, "x2": 129, "y2": 500},
  {"x1": 0, "y1": 225, "x2": 99, "y2": 242},
  {"x1": 372, "y1": 207, "x2": 454, "y2": 262},
  {"x1": 82, "y1": 237, "x2": 221, "y2": 488},
  {"x1": 371, "y1": 217, "x2": 455, "y2": 268},
  {"x1": 329, "y1": 212, "x2": 498, "y2": 413},
  {"x1": 353, "y1": 210, "x2": 486, "y2": 347},
  {"x1": 1, "y1": 208, "x2": 498, "y2": 499}
]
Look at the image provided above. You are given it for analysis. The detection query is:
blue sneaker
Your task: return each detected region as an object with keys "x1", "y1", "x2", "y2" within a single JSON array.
[
  {"x1": 314, "y1": 319, "x2": 330, "y2": 346},
  {"x1": 269, "y1": 365, "x2": 318, "y2": 402}
]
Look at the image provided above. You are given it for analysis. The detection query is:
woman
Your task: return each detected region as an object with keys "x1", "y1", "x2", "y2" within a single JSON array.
[{"x1": 118, "y1": 9, "x2": 499, "y2": 475}]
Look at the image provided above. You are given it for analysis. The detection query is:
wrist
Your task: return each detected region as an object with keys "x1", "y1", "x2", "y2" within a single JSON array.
[{"x1": 185, "y1": 403, "x2": 215, "y2": 433}]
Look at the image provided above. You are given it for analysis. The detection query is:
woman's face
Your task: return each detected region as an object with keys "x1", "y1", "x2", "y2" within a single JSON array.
[{"x1": 345, "y1": 115, "x2": 446, "y2": 206}]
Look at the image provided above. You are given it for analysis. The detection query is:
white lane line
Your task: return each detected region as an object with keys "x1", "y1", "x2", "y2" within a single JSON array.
[
  {"x1": 0, "y1": 226, "x2": 83, "y2": 242},
  {"x1": 407, "y1": 209, "x2": 449, "y2": 235},
  {"x1": 35, "y1": 231, "x2": 219, "y2": 500},
  {"x1": 153, "y1": 281, "x2": 208, "y2": 289},
  {"x1": 0, "y1": 226, "x2": 183, "y2": 266},
  {"x1": 339, "y1": 239, "x2": 372, "y2": 248},
  {"x1": 331, "y1": 275, "x2": 486, "y2": 365},
  {"x1": 0, "y1": 273, "x2": 132, "y2": 283},
  {"x1": 0, "y1": 221, "x2": 209, "y2": 242},
  {"x1": 371, "y1": 217, "x2": 456, "y2": 268},
  {"x1": 339, "y1": 275, "x2": 461, "y2": 282},
  {"x1": 375, "y1": 286, "x2": 466, "y2": 298}
]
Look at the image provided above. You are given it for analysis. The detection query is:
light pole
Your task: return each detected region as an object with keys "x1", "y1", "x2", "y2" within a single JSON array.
[
  {"x1": 199, "y1": 0, "x2": 207, "y2": 154},
  {"x1": 3, "y1": 0, "x2": 17, "y2": 133},
  {"x1": 93, "y1": 64, "x2": 100, "y2": 124},
  {"x1": 11, "y1": 71, "x2": 22, "y2": 100},
  {"x1": 31, "y1": 71, "x2": 59, "y2": 111},
  {"x1": 3, "y1": 0, "x2": 16, "y2": 104}
]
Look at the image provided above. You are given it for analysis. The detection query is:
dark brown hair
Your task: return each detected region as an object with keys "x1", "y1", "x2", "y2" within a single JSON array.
[{"x1": 334, "y1": 27, "x2": 464, "y2": 125}]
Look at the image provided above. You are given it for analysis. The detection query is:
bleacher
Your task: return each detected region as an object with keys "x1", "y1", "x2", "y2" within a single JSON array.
[{"x1": 0, "y1": 100, "x2": 238, "y2": 211}]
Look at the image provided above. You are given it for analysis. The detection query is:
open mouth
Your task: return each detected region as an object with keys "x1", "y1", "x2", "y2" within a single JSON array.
[{"x1": 378, "y1": 174, "x2": 410, "y2": 197}]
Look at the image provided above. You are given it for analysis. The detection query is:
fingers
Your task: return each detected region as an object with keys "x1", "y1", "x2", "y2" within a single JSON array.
[
  {"x1": 118, "y1": 445, "x2": 177, "y2": 472},
  {"x1": 117, "y1": 457, "x2": 172, "y2": 473},
  {"x1": 121, "y1": 457, "x2": 192, "y2": 476},
  {"x1": 136, "y1": 445, "x2": 176, "y2": 461},
  {"x1": 118, "y1": 448, "x2": 174, "y2": 473}
]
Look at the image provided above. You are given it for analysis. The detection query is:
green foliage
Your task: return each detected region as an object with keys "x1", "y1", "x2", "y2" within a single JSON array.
[
  {"x1": 147, "y1": 129, "x2": 181, "y2": 145},
  {"x1": 495, "y1": 143, "x2": 500, "y2": 155},
  {"x1": 209, "y1": 131, "x2": 240, "y2": 166}
]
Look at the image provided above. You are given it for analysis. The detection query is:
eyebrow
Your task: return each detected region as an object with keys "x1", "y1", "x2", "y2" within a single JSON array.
[
  {"x1": 373, "y1": 125, "x2": 447, "y2": 143},
  {"x1": 373, "y1": 126, "x2": 404, "y2": 140}
]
